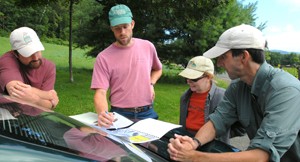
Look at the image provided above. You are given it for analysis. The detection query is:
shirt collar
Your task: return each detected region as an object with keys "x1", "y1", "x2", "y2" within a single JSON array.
[{"x1": 251, "y1": 61, "x2": 270, "y2": 96}]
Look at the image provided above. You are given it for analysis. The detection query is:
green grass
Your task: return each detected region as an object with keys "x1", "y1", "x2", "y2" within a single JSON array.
[
  {"x1": 0, "y1": 37, "x2": 10, "y2": 54},
  {"x1": 154, "y1": 83, "x2": 188, "y2": 123}
]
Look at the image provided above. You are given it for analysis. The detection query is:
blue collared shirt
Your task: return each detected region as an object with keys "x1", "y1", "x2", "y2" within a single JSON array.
[{"x1": 210, "y1": 61, "x2": 300, "y2": 162}]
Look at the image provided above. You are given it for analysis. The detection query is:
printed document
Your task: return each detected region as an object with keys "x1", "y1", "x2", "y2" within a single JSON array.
[
  {"x1": 110, "y1": 118, "x2": 181, "y2": 143},
  {"x1": 70, "y1": 112, "x2": 181, "y2": 143}
]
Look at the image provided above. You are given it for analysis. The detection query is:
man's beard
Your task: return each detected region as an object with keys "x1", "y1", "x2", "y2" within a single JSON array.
[
  {"x1": 28, "y1": 59, "x2": 42, "y2": 69},
  {"x1": 117, "y1": 34, "x2": 132, "y2": 46}
]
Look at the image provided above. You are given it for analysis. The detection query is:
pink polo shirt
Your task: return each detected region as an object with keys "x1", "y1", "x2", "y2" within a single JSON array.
[{"x1": 91, "y1": 38, "x2": 162, "y2": 108}]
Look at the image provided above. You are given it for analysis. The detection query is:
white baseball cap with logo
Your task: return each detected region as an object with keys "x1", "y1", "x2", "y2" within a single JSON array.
[
  {"x1": 203, "y1": 24, "x2": 266, "y2": 59},
  {"x1": 10, "y1": 27, "x2": 45, "y2": 58},
  {"x1": 179, "y1": 56, "x2": 214, "y2": 79}
]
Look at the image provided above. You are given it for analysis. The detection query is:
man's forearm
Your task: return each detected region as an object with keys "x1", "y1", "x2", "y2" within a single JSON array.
[
  {"x1": 94, "y1": 89, "x2": 109, "y2": 114},
  {"x1": 190, "y1": 149, "x2": 269, "y2": 162},
  {"x1": 31, "y1": 87, "x2": 56, "y2": 100},
  {"x1": 195, "y1": 120, "x2": 217, "y2": 146},
  {"x1": 36, "y1": 98, "x2": 56, "y2": 109},
  {"x1": 31, "y1": 88, "x2": 58, "y2": 109},
  {"x1": 150, "y1": 69, "x2": 162, "y2": 85}
]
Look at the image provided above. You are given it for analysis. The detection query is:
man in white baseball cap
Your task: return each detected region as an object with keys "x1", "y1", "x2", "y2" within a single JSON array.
[
  {"x1": 0, "y1": 27, "x2": 59, "y2": 110},
  {"x1": 168, "y1": 24, "x2": 300, "y2": 162}
]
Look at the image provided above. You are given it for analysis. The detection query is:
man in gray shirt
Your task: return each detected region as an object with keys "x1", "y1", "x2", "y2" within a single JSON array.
[{"x1": 168, "y1": 24, "x2": 300, "y2": 162}]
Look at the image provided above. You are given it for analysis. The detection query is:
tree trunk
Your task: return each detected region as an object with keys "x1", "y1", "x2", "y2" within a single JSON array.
[{"x1": 69, "y1": 0, "x2": 74, "y2": 82}]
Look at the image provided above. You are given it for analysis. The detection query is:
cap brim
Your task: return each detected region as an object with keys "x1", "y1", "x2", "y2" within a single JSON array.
[
  {"x1": 203, "y1": 46, "x2": 230, "y2": 59},
  {"x1": 17, "y1": 42, "x2": 44, "y2": 57},
  {"x1": 179, "y1": 68, "x2": 204, "y2": 79},
  {"x1": 110, "y1": 17, "x2": 132, "y2": 26}
]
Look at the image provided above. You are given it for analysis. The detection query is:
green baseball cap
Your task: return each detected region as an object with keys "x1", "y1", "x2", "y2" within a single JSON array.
[{"x1": 109, "y1": 4, "x2": 133, "y2": 27}]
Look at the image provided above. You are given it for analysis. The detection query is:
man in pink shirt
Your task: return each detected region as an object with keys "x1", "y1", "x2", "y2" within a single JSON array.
[
  {"x1": 0, "y1": 27, "x2": 59, "y2": 110},
  {"x1": 91, "y1": 4, "x2": 163, "y2": 127}
]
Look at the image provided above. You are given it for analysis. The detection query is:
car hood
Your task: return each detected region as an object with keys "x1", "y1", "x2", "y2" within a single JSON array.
[{"x1": 0, "y1": 95, "x2": 167, "y2": 161}]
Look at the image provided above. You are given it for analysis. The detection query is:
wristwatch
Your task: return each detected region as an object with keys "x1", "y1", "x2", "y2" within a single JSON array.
[{"x1": 192, "y1": 137, "x2": 202, "y2": 149}]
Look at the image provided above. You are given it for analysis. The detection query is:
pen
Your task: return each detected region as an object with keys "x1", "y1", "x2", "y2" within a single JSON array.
[{"x1": 106, "y1": 111, "x2": 118, "y2": 130}]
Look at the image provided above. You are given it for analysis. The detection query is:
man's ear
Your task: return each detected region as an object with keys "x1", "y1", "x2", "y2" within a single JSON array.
[
  {"x1": 131, "y1": 20, "x2": 135, "y2": 29},
  {"x1": 241, "y1": 50, "x2": 250, "y2": 63}
]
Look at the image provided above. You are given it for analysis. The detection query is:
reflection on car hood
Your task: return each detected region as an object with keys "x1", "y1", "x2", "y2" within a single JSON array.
[{"x1": 0, "y1": 135, "x2": 91, "y2": 162}]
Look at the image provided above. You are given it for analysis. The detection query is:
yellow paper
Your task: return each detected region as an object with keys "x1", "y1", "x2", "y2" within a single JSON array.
[{"x1": 129, "y1": 135, "x2": 150, "y2": 143}]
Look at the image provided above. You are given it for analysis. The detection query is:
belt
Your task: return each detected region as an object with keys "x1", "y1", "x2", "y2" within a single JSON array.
[{"x1": 111, "y1": 105, "x2": 153, "y2": 113}]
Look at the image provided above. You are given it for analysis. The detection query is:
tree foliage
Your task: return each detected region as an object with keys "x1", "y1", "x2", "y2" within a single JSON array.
[
  {"x1": 268, "y1": 51, "x2": 300, "y2": 67},
  {"x1": 73, "y1": 0, "x2": 260, "y2": 66},
  {"x1": 0, "y1": 0, "x2": 264, "y2": 66},
  {"x1": 0, "y1": 0, "x2": 70, "y2": 41}
]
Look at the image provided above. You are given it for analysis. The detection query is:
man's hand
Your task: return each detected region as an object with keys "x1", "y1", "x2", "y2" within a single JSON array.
[
  {"x1": 150, "y1": 84, "x2": 155, "y2": 100},
  {"x1": 49, "y1": 90, "x2": 59, "y2": 109},
  {"x1": 6, "y1": 81, "x2": 40, "y2": 104},
  {"x1": 168, "y1": 134, "x2": 198, "y2": 161},
  {"x1": 97, "y1": 111, "x2": 115, "y2": 128}
]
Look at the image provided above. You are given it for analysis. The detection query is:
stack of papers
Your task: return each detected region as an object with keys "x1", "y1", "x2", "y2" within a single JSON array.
[{"x1": 70, "y1": 112, "x2": 181, "y2": 143}]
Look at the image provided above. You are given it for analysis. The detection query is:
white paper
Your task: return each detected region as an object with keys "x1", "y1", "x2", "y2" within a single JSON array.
[
  {"x1": 129, "y1": 118, "x2": 181, "y2": 138},
  {"x1": 111, "y1": 112, "x2": 134, "y2": 129},
  {"x1": 69, "y1": 112, "x2": 97, "y2": 125},
  {"x1": 69, "y1": 112, "x2": 133, "y2": 129}
]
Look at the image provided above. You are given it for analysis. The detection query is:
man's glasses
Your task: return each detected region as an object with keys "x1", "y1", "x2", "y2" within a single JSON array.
[{"x1": 188, "y1": 75, "x2": 206, "y2": 82}]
